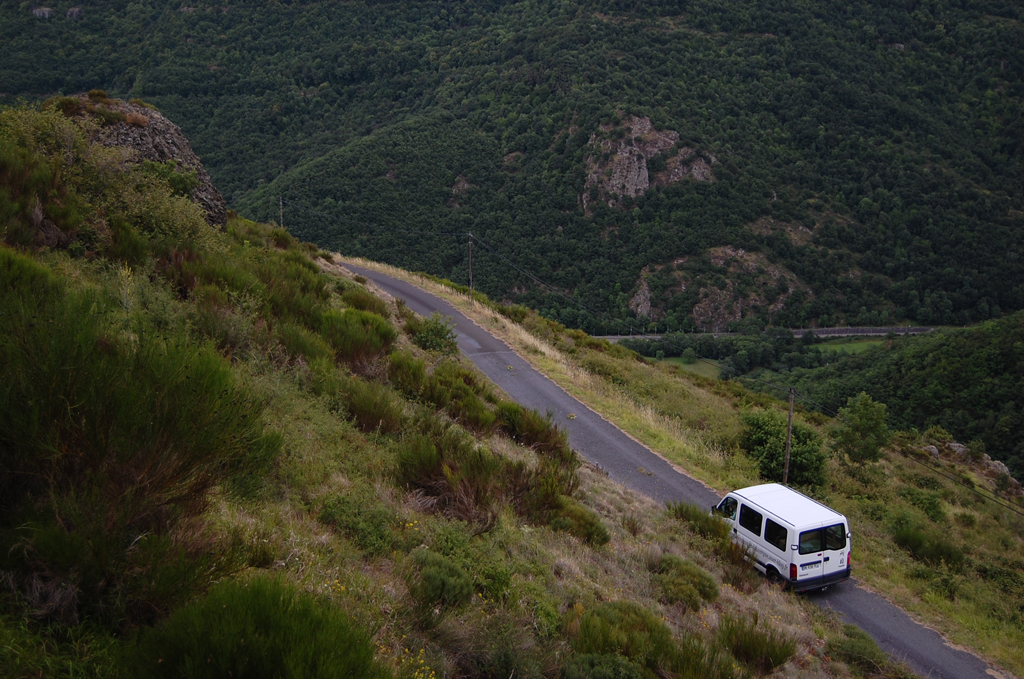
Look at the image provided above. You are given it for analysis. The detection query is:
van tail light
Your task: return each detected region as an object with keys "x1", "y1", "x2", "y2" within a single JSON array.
[
  {"x1": 847, "y1": 550, "x2": 851, "y2": 570},
  {"x1": 790, "y1": 564, "x2": 798, "y2": 580}
]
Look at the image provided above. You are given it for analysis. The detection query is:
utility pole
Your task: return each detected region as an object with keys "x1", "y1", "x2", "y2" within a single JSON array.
[
  {"x1": 279, "y1": 196, "x2": 284, "y2": 229},
  {"x1": 467, "y1": 233, "x2": 473, "y2": 303},
  {"x1": 783, "y1": 387, "x2": 795, "y2": 485}
]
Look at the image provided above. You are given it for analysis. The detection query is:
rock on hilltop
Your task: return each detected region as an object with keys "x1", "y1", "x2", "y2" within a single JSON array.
[{"x1": 63, "y1": 93, "x2": 227, "y2": 227}]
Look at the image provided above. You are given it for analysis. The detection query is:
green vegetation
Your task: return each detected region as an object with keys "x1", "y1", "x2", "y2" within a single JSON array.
[
  {"x1": 832, "y1": 392, "x2": 891, "y2": 464},
  {"x1": 746, "y1": 314, "x2": 1024, "y2": 479},
  {"x1": 1, "y1": 0, "x2": 1020, "y2": 333},
  {"x1": 717, "y1": 613, "x2": 796, "y2": 675},
  {"x1": 124, "y1": 577, "x2": 388, "y2": 679},
  {"x1": 4, "y1": 102, "x2": 865, "y2": 678},
  {"x1": 741, "y1": 410, "x2": 827, "y2": 487}
]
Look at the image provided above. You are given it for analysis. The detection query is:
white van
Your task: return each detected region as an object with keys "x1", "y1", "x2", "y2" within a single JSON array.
[{"x1": 713, "y1": 483, "x2": 851, "y2": 592}]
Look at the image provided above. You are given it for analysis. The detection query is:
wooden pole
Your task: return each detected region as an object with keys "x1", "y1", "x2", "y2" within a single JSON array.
[
  {"x1": 468, "y1": 234, "x2": 473, "y2": 303},
  {"x1": 783, "y1": 387, "x2": 795, "y2": 485},
  {"x1": 279, "y1": 196, "x2": 284, "y2": 229}
]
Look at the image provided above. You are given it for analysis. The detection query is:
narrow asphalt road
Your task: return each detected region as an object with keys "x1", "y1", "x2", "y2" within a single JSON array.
[{"x1": 344, "y1": 262, "x2": 1003, "y2": 679}]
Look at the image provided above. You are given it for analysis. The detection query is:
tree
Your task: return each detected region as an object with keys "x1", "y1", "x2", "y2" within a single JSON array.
[
  {"x1": 832, "y1": 392, "x2": 890, "y2": 463},
  {"x1": 741, "y1": 410, "x2": 826, "y2": 487}
]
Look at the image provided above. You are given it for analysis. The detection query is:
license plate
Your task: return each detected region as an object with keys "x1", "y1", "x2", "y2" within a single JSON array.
[{"x1": 801, "y1": 562, "x2": 821, "y2": 571}]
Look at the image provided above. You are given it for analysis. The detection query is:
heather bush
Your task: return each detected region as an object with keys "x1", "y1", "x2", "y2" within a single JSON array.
[
  {"x1": 123, "y1": 576, "x2": 387, "y2": 678},
  {"x1": 548, "y1": 498, "x2": 611, "y2": 546},
  {"x1": 572, "y1": 602, "x2": 676, "y2": 670},
  {"x1": 397, "y1": 426, "x2": 506, "y2": 527},
  {"x1": 388, "y1": 350, "x2": 427, "y2": 397},
  {"x1": 653, "y1": 555, "x2": 718, "y2": 609},
  {"x1": 668, "y1": 502, "x2": 731, "y2": 542},
  {"x1": 341, "y1": 285, "x2": 390, "y2": 317},
  {"x1": 562, "y1": 655, "x2": 647, "y2": 679},
  {"x1": 824, "y1": 624, "x2": 893, "y2": 676},
  {"x1": 320, "y1": 308, "x2": 397, "y2": 366},
  {"x1": 0, "y1": 249, "x2": 275, "y2": 624},
  {"x1": 319, "y1": 493, "x2": 398, "y2": 556},
  {"x1": 277, "y1": 321, "x2": 333, "y2": 362},
  {"x1": 717, "y1": 613, "x2": 795, "y2": 674},
  {"x1": 406, "y1": 548, "x2": 473, "y2": 620},
  {"x1": 340, "y1": 377, "x2": 407, "y2": 434}
]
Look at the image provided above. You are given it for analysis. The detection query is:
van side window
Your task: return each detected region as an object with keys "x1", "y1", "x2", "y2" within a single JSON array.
[
  {"x1": 716, "y1": 497, "x2": 738, "y2": 520},
  {"x1": 799, "y1": 529, "x2": 823, "y2": 554},
  {"x1": 825, "y1": 524, "x2": 847, "y2": 550},
  {"x1": 738, "y1": 505, "x2": 763, "y2": 537},
  {"x1": 764, "y1": 519, "x2": 788, "y2": 552}
]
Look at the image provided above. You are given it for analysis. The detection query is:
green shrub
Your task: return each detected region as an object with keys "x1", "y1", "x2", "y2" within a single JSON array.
[
  {"x1": 123, "y1": 576, "x2": 387, "y2": 678},
  {"x1": 548, "y1": 499, "x2": 611, "y2": 546},
  {"x1": 667, "y1": 502, "x2": 731, "y2": 543},
  {"x1": 407, "y1": 548, "x2": 473, "y2": 615},
  {"x1": 319, "y1": 494, "x2": 397, "y2": 556},
  {"x1": 277, "y1": 321, "x2": 333, "y2": 362},
  {"x1": 741, "y1": 410, "x2": 827, "y2": 487},
  {"x1": 320, "y1": 308, "x2": 397, "y2": 366},
  {"x1": 717, "y1": 613, "x2": 795, "y2": 674},
  {"x1": 106, "y1": 216, "x2": 149, "y2": 264},
  {"x1": 562, "y1": 654, "x2": 647, "y2": 679},
  {"x1": 341, "y1": 286, "x2": 390, "y2": 317},
  {"x1": 572, "y1": 602, "x2": 676, "y2": 669},
  {"x1": 340, "y1": 377, "x2": 406, "y2": 434},
  {"x1": 899, "y1": 487, "x2": 947, "y2": 523},
  {"x1": 653, "y1": 555, "x2": 718, "y2": 609},
  {"x1": 422, "y1": 360, "x2": 497, "y2": 433},
  {"x1": 893, "y1": 525, "x2": 964, "y2": 568},
  {"x1": 832, "y1": 392, "x2": 890, "y2": 464},
  {"x1": 141, "y1": 160, "x2": 199, "y2": 198},
  {"x1": 412, "y1": 312, "x2": 458, "y2": 354},
  {"x1": 824, "y1": 624, "x2": 890, "y2": 675},
  {"x1": 0, "y1": 250, "x2": 273, "y2": 624},
  {"x1": 389, "y1": 350, "x2": 427, "y2": 397},
  {"x1": 396, "y1": 427, "x2": 506, "y2": 527},
  {"x1": 495, "y1": 402, "x2": 567, "y2": 455}
]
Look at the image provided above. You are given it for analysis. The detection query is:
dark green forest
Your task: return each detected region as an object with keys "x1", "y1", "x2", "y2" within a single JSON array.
[{"x1": 3, "y1": 0, "x2": 1021, "y2": 332}]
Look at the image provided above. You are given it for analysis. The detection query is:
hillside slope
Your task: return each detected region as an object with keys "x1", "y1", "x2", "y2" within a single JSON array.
[
  {"x1": 1, "y1": 0, "x2": 1021, "y2": 332},
  {"x1": 2, "y1": 101, "x2": 903, "y2": 679}
]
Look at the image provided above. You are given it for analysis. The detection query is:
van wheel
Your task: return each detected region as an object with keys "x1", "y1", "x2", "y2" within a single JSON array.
[{"x1": 765, "y1": 568, "x2": 784, "y2": 587}]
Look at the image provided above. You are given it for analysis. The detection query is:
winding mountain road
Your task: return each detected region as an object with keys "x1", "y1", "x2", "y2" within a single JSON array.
[{"x1": 344, "y1": 261, "x2": 1004, "y2": 679}]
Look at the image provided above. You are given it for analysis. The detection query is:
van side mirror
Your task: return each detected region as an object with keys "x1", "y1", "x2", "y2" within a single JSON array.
[{"x1": 847, "y1": 532, "x2": 852, "y2": 539}]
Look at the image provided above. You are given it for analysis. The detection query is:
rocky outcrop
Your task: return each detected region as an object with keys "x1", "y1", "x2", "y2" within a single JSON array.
[
  {"x1": 66, "y1": 94, "x2": 227, "y2": 227},
  {"x1": 580, "y1": 115, "x2": 714, "y2": 212}
]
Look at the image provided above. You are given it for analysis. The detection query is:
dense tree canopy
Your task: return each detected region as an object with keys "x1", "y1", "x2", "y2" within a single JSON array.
[{"x1": 3, "y1": 0, "x2": 1020, "y2": 332}]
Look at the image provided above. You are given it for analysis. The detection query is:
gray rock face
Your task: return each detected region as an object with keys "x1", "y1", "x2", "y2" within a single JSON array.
[
  {"x1": 85, "y1": 97, "x2": 227, "y2": 227},
  {"x1": 580, "y1": 115, "x2": 714, "y2": 212}
]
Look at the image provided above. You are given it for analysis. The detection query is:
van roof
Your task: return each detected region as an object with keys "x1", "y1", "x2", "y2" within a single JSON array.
[{"x1": 732, "y1": 483, "x2": 846, "y2": 528}]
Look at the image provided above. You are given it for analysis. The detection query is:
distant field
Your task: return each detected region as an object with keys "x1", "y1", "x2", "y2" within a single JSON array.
[
  {"x1": 662, "y1": 356, "x2": 721, "y2": 379},
  {"x1": 817, "y1": 338, "x2": 885, "y2": 354}
]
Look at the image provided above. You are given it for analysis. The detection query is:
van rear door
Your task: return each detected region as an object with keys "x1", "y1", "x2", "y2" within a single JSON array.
[
  {"x1": 821, "y1": 522, "x2": 849, "y2": 582},
  {"x1": 795, "y1": 522, "x2": 849, "y2": 590}
]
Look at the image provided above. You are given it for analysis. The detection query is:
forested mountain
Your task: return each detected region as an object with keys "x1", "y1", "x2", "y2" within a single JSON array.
[{"x1": 3, "y1": 0, "x2": 1021, "y2": 333}]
